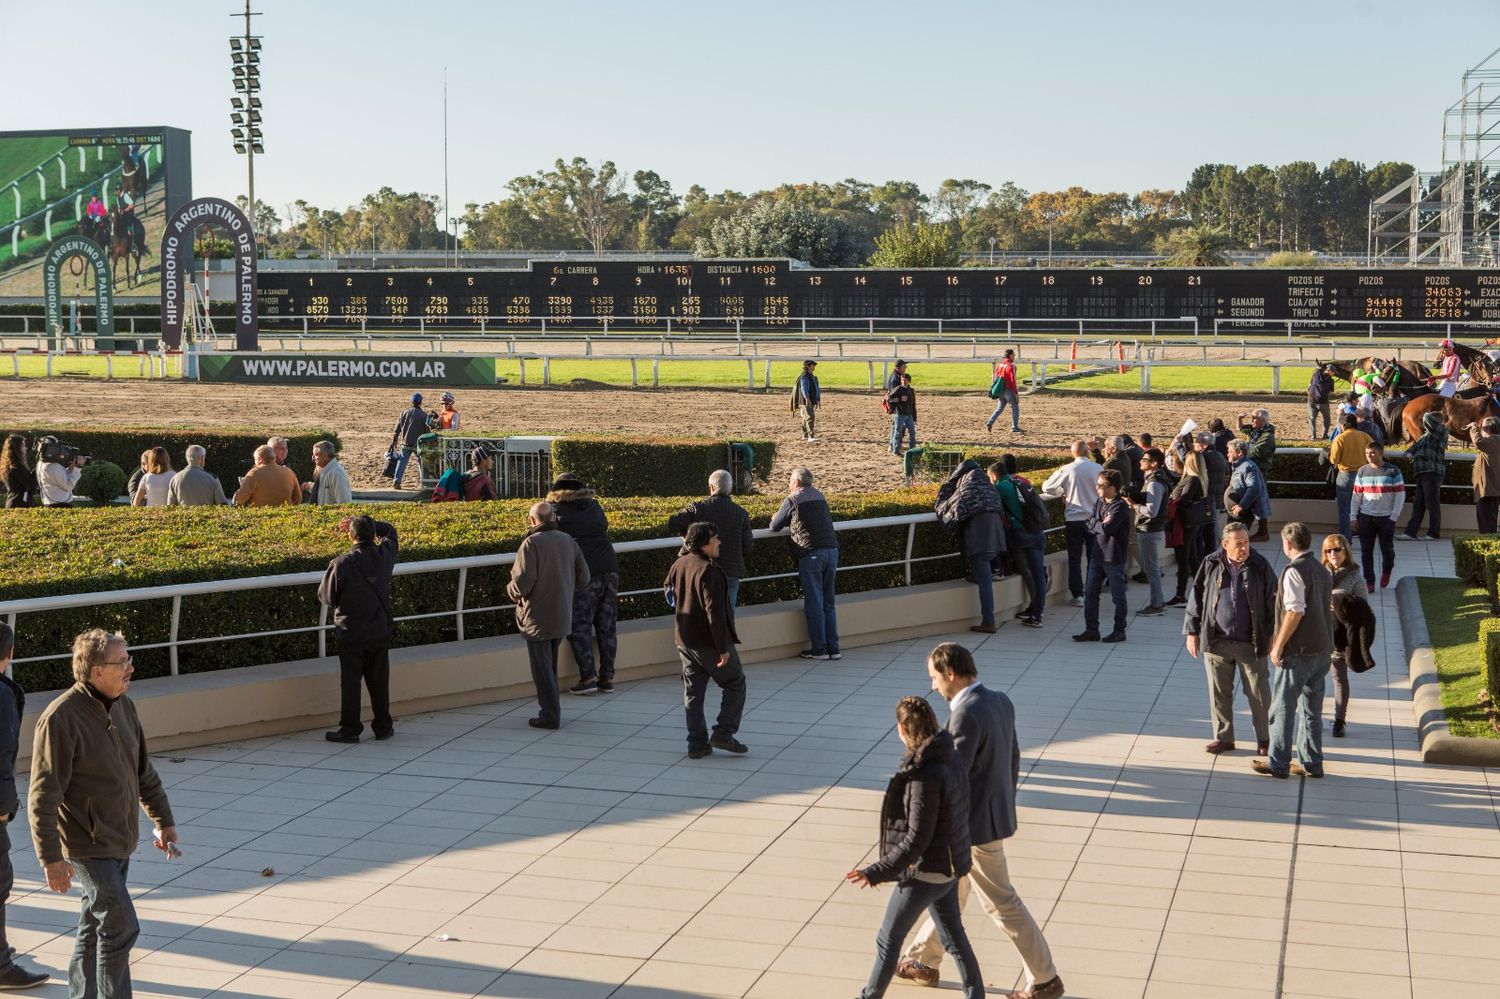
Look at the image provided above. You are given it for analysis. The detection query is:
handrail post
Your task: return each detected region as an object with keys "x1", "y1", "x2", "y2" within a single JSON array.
[
  {"x1": 904, "y1": 521, "x2": 916, "y2": 585},
  {"x1": 169, "y1": 595, "x2": 181, "y2": 676},
  {"x1": 318, "y1": 603, "x2": 328, "y2": 658},
  {"x1": 456, "y1": 567, "x2": 468, "y2": 642}
]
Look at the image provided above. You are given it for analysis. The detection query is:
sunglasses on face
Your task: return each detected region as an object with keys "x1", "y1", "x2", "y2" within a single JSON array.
[{"x1": 1323, "y1": 547, "x2": 1344, "y2": 554}]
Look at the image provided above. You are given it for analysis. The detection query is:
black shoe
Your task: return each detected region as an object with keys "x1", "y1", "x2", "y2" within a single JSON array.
[
  {"x1": 0, "y1": 965, "x2": 49, "y2": 989},
  {"x1": 687, "y1": 744, "x2": 713, "y2": 759},
  {"x1": 1132, "y1": 572, "x2": 1148, "y2": 583},
  {"x1": 1332, "y1": 719, "x2": 1346, "y2": 738},
  {"x1": 568, "y1": 679, "x2": 598, "y2": 696},
  {"x1": 708, "y1": 735, "x2": 749, "y2": 754},
  {"x1": 799, "y1": 649, "x2": 830, "y2": 660},
  {"x1": 324, "y1": 730, "x2": 359, "y2": 744},
  {"x1": 1165, "y1": 595, "x2": 1188, "y2": 607},
  {"x1": 1072, "y1": 630, "x2": 1101, "y2": 642},
  {"x1": 1137, "y1": 604, "x2": 1165, "y2": 616},
  {"x1": 528, "y1": 717, "x2": 559, "y2": 730},
  {"x1": 1021, "y1": 616, "x2": 1044, "y2": 629},
  {"x1": 596, "y1": 679, "x2": 615, "y2": 693},
  {"x1": 1102, "y1": 631, "x2": 1127, "y2": 643},
  {"x1": 827, "y1": 649, "x2": 842, "y2": 660},
  {"x1": 373, "y1": 729, "x2": 395, "y2": 741}
]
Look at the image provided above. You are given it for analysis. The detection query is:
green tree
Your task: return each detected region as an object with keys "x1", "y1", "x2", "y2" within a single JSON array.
[
  {"x1": 1160, "y1": 224, "x2": 1231, "y2": 266},
  {"x1": 1367, "y1": 160, "x2": 1417, "y2": 199},
  {"x1": 1273, "y1": 161, "x2": 1321, "y2": 250},
  {"x1": 694, "y1": 200, "x2": 864, "y2": 266},
  {"x1": 670, "y1": 185, "x2": 749, "y2": 250},
  {"x1": 931, "y1": 178, "x2": 992, "y2": 228},
  {"x1": 544, "y1": 157, "x2": 632, "y2": 253},
  {"x1": 1241, "y1": 164, "x2": 1278, "y2": 247},
  {"x1": 358, "y1": 187, "x2": 444, "y2": 252},
  {"x1": 868, "y1": 219, "x2": 960, "y2": 267},
  {"x1": 1181, "y1": 163, "x2": 1227, "y2": 225},
  {"x1": 868, "y1": 180, "x2": 927, "y2": 223},
  {"x1": 630, "y1": 169, "x2": 681, "y2": 250},
  {"x1": 1319, "y1": 158, "x2": 1369, "y2": 252}
]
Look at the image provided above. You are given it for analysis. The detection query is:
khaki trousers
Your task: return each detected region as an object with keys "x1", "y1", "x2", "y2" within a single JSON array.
[
  {"x1": 904, "y1": 839, "x2": 1057, "y2": 985},
  {"x1": 1203, "y1": 640, "x2": 1272, "y2": 745}
]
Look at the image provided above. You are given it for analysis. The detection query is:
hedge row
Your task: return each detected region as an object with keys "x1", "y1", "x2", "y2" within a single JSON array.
[
  {"x1": 1482, "y1": 618, "x2": 1500, "y2": 712},
  {"x1": 550, "y1": 435, "x2": 776, "y2": 496},
  {"x1": 0, "y1": 488, "x2": 988, "y2": 690},
  {"x1": 0, "y1": 427, "x2": 341, "y2": 503},
  {"x1": 1451, "y1": 537, "x2": 1500, "y2": 588}
]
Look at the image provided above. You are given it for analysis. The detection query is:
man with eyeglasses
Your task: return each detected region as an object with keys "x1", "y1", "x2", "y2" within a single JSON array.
[{"x1": 29, "y1": 629, "x2": 178, "y2": 998}]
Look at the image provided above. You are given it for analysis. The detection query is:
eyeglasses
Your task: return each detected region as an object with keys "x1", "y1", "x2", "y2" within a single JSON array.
[
  {"x1": 1323, "y1": 547, "x2": 1345, "y2": 555},
  {"x1": 99, "y1": 656, "x2": 133, "y2": 670}
]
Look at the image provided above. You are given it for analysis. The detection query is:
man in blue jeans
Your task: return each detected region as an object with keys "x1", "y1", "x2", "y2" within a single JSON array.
[
  {"x1": 1074, "y1": 469, "x2": 1130, "y2": 644},
  {"x1": 388, "y1": 392, "x2": 431, "y2": 489},
  {"x1": 770, "y1": 467, "x2": 841, "y2": 660},
  {"x1": 30, "y1": 629, "x2": 179, "y2": 999}
]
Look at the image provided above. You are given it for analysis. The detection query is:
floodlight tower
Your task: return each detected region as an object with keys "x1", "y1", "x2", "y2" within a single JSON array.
[{"x1": 229, "y1": 2, "x2": 264, "y2": 237}]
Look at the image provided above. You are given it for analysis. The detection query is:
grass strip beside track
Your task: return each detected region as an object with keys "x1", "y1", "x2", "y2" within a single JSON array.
[
  {"x1": 1416, "y1": 576, "x2": 1499, "y2": 740},
  {"x1": 0, "y1": 355, "x2": 183, "y2": 379},
  {"x1": 1046, "y1": 364, "x2": 1317, "y2": 395}
]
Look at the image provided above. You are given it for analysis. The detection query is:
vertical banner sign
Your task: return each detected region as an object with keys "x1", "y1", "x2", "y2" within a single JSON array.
[
  {"x1": 43, "y1": 236, "x2": 115, "y2": 344},
  {"x1": 160, "y1": 197, "x2": 258, "y2": 350}
]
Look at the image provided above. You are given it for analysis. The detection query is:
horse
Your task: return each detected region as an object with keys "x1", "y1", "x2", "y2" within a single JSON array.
[
  {"x1": 119, "y1": 147, "x2": 144, "y2": 199},
  {"x1": 1401, "y1": 390, "x2": 1500, "y2": 445},
  {"x1": 1444, "y1": 342, "x2": 1497, "y2": 391},
  {"x1": 110, "y1": 210, "x2": 141, "y2": 288},
  {"x1": 1317, "y1": 356, "x2": 1431, "y2": 400}
]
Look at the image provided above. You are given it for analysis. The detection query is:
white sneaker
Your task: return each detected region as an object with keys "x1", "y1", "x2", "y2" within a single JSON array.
[{"x1": 1068, "y1": 595, "x2": 1085, "y2": 607}]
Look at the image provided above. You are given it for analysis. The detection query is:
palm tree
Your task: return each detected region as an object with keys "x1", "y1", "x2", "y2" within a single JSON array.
[{"x1": 1163, "y1": 224, "x2": 1231, "y2": 267}]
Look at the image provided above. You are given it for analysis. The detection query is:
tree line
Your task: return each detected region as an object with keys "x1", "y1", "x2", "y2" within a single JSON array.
[{"x1": 233, "y1": 155, "x2": 1417, "y2": 267}]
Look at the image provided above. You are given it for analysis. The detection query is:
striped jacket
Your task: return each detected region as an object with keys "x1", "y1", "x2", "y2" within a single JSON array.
[{"x1": 1351, "y1": 461, "x2": 1406, "y2": 521}]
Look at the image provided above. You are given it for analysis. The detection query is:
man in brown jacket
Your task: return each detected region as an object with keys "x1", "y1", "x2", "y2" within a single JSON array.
[
  {"x1": 233, "y1": 445, "x2": 300, "y2": 507},
  {"x1": 663, "y1": 522, "x2": 748, "y2": 758},
  {"x1": 29, "y1": 628, "x2": 178, "y2": 998},
  {"x1": 1473, "y1": 416, "x2": 1500, "y2": 533},
  {"x1": 507, "y1": 502, "x2": 590, "y2": 730}
]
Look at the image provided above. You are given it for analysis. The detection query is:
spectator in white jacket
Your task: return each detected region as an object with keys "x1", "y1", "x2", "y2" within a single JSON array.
[
  {"x1": 304, "y1": 441, "x2": 353, "y2": 505},
  {"x1": 1041, "y1": 440, "x2": 1104, "y2": 606}
]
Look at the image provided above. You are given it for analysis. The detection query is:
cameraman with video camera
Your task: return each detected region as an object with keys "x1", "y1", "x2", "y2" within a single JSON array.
[{"x1": 36, "y1": 437, "x2": 84, "y2": 508}]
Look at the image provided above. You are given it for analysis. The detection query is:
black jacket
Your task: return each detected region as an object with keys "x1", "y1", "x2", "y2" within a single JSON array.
[
  {"x1": 0, "y1": 673, "x2": 23, "y2": 818},
  {"x1": 862, "y1": 729, "x2": 972, "y2": 885},
  {"x1": 318, "y1": 521, "x2": 399, "y2": 645},
  {"x1": 3, "y1": 465, "x2": 39, "y2": 508},
  {"x1": 936, "y1": 461, "x2": 1008, "y2": 557},
  {"x1": 1331, "y1": 570, "x2": 1378, "y2": 673},
  {"x1": 1308, "y1": 370, "x2": 1334, "y2": 403},
  {"x1": 886, "y1": 384, "x2": 916, "y2": 418},
  {"x1": 770, "y1": 486, "x2": 839, "y2": 560},
  {"x1": 1088, "y1": 495, "x2": 1131, "y2": 564},
  {"x1": 667, "y1": 494, "x2": 754, "y2": 579},
  {"x1": 1200, "y1": 448, "x2": 1230, "y2": 513},
  {"x1": 664, "y1": 550, "x2": 738, "y2": 654},
  {"x1": 547, "y1": 488, "x2": 620, "y2": 576},
  {"x1": 1184, "y1": 548, "x2": 1278, "y2": 657}
]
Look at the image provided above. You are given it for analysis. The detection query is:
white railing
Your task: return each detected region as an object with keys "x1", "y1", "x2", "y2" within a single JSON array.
[{"x1": 0, "y1": 512, "x2": 965, "y2": 676}]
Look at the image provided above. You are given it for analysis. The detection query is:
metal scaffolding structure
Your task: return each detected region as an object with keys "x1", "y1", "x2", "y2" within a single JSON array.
[{"x1": 1372, "y1": 46, "x2": 1500, "y2": 266}]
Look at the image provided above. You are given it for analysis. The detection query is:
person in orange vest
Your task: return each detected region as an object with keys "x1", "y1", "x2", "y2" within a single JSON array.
[{"x1": 436, "y1": 392, "x2": 461, "y2": 430}]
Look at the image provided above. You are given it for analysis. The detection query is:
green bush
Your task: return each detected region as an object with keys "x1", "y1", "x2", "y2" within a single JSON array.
[
  {"x1": 1271, "y1": 438, "x2": 1477, "y2": 502},
  {"x1": 76, "y1": 460, "x2": 126, "y2": 505},
  {"x1": 1485, "y1": 554, "x2": 1500, "y2": 615},
  {"x1": 0, "y1": 487, "x2": 992, "y2": 690},
  {"x1": 1452, "y1": 537, "x2": 1500, "y2": 586},
  {"x1": 1483, "y1": 617, "x2": 1500, "y2": 711},
  {"x1": 551, "y1": 435, "x2": 775, "y2": 497},
  {"x1": 0, "y1": 427, "x2": 341, "y2": 501}
]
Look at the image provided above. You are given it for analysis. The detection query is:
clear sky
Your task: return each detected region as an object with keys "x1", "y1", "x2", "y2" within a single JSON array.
[{"x1": 6, "y1": 0, "x2": 1499, "y2": 224}]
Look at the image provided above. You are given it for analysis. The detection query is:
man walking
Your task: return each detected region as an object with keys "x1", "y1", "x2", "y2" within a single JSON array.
[
  {"x1": 389, "y1": 392, "x2": 431, "y2": 488},
  {"x1": 0, "y1": 625, "x2": 49, "y2": 990},
  {"x1": 887, "y1": 371, "x2": 917, "y2": 455},
  {"x1": 1307, "y1": 364, "x2": 1335, "y2": 439},
  {"x1": 769, "y1": 468, "x2": 840, "y2": 660},
  {"x1": 1401, "y1": 411, "x2": 1448, "y2": 542},
  {"x1": 303, "y1": 441, "x2": 353, "y2": 505},
  {"x1": 30, "y1": 629, "x2": 179, "y2": 999},
  {"x1": 667, "y1": 470, "x2": 754, "y2": 607},
  {"x1": 507, "y1": 502, "x2": 590, "y2": 729},
  {"x1": 791, "y1": 359, "x2": 821, "y2": 442},
  {"x1": 319, "y1": 515, "x2": 399, "y2": 744},
  {"x1": 1041, "y1": 441, "x2": 1104, "y2": 607},
  {"x1": 1075, "y1": 469, "x2": 1130, "y2": 644},
  {"x1": 1352, "y1": 442, "x2": 1404, "y2": 593},
  {"x1": 1253, "y1": 523, "x2": 1334, "y2": 779},
  {"x1": 1327, "y1": 414, "x2": 1371, "y2": 540},
  {"x1": 987, "y1": 349, "x2": 1022, "y2": 434},
  {"x1": 664, "y1": 523, "x2": 748, "y2": 759},
  {"x1": 165, "y1": 445, "x2": 229, "y2": 506},
  {"x1": 1473, "y1": 416, "x2": 1500, "y2": 533},
  {"x1": 898, "y1": 642, "x2": 1063, "y2": 999},
  {"x1": 1183, "y1": 523, "x2": 1276, "y2": 756}
]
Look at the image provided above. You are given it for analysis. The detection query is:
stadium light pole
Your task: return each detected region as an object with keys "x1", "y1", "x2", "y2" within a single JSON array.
[{"x1": 230, "y1": 2, "x2": 263, "y2": 242}]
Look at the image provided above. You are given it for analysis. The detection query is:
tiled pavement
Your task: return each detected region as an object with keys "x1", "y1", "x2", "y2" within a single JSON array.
[{"x1": 8, "y1": 538, "x2": 1498, "y2": 998}]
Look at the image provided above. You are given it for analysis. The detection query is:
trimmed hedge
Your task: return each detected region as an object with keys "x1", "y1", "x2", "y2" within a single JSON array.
[
  {"x1": 1453, "y1": 536, "x2": 1500, "y2": 587},
  {"x1": 550, "y1": 435, "x2": 776, "y2": 496},
  {"x1": 0, "y1": 427, "x2": 341, "y2": 501},
  {"x1": 1483, "y1": 617, "x2": 1500, "y2": 710},
  {"x1": 0, "y1": 487, "x2": 982, "y2": 690}
]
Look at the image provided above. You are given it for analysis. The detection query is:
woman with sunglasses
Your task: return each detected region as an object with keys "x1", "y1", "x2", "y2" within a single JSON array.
[{"x1": 1320, "y1": 534, "x2": 1366, "y2": 737}]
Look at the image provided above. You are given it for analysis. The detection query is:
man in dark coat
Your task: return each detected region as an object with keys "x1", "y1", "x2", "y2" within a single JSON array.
[
  {"x1": 319, "y1": 515, "x2": 399, "y2": 743},
  {"x1": 508, "y1": 503, "x2": 591, "y2": 730},
  {"x1": 388, "y1": 393, "x2": 431, "y2": 489},
  {"x1": 898, "y1": 643, "x2": 1064, "y2": 999},
  {"x1": 547, "y1": 474, "x2": 621, "y2": 695},
  {"x1": 936, "y1": 459, "x2": 1008, "y2": 634},
  {"x1": 0, "y1": 625, "x2": 49, "y2": 990},
  {"x1": 663, "y1": 522, "x2": 747, "y2": 759},
  {"x1": 667, "y1": 470, "x2": 755, "y2": 606},
  {"x1": 1076, "y1": 468, "x2": 1131, "y2": 644}
]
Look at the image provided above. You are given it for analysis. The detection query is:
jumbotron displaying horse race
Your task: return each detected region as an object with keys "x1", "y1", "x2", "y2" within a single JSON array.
[{"x1": 4, "y1": 4, "x2": 1500, "y2": 998}]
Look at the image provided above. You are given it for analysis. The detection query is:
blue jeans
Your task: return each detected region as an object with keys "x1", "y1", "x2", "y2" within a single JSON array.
[
  {"x1": 860, "y1": 879, "x2": 983, "y2": 999},
  {"x1": 726, "y1": 577, "x2": 740, "y2": 609},
  {"x1": 1064, "y1": 520, "x2": 1090, "y2": 598},
  {"x1": 969, "y1": 552, "x2": 996, "y2": 626},
  {"x1": 987, "y1": 388, "x2": 1020, "y2": 431},
  {"x1": 1267, "y1": 652, "x2": 1330, "y2": 775},
  {"x1": 890, "y1": 414, "x2": 916, "y2": 453},
  {"x1": 797, "y1": 548, "x2": 840, "y2": 653},
  {"x1": 391, "y1": 445, "x2": 416, "y2": 487},
  {"x1": 1084, "y1": 556, "x2": 1128, "y2": 635},
  {"x1": 1138, "y1": 530, "x2": 1165, "y2": 607},
  {"x1": 1335, "y1": 470, "x2": 1357, "y2": 540},
  {"x1": 70, "y1": 857, "x2": 138, "y2": 999},
  {"x1": 1016, "y1": 538, "x2": 1048, "y2": 619}
]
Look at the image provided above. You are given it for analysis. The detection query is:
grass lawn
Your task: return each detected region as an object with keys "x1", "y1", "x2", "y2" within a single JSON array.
[
  {"x1": 1416, "y1": 576, "x2": 1498, "y2": 739},
  {"x1": 1047, "y1": 364, "x2": 1317, "y2": 395},
  {"x1": 1, "y1": 354, "x2": 181, "y2": 379}
]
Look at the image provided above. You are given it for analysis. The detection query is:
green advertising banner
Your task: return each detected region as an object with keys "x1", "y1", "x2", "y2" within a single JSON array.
[{"x1": 197, "y1": 353, "x2": 497, "y2": 386}]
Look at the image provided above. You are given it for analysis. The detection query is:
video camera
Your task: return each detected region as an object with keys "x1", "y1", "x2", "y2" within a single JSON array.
[{"x1": 39, "y1": 440, "x2": 89, "y2": 466}]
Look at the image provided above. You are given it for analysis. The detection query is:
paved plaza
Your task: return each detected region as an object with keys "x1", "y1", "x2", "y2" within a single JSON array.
[{"x1": 8, "y1": 539, "x2": 1498, "y2": 998}]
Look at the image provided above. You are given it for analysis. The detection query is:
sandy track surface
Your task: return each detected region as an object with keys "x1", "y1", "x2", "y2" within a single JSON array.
[{"x1": 8, "y1": 380, "x2": 1318, "y2": 494}]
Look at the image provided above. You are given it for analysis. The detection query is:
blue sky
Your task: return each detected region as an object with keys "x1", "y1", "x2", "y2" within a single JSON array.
[{"x1": 6, "y1": 0, "x2": 1498, "y2": 224}]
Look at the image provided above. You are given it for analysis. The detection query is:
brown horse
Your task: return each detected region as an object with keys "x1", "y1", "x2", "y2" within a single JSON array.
[
  {"x1": 1316, "y1": 357, "x2": 1432, "y2": 399},
  {"x1": 110, "y1": 211, "x2": 141, "y2": 288},
  {"x1": 119, "y1": 147, "x2": 144, "y2": 199},
  {"x1": 1401, "y1": 391, "x2": 1500, "y2": 445}
]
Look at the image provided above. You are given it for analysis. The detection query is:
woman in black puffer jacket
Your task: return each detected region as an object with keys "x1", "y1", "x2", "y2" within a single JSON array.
[
  {"x1": 847, "y1": 696, "x2": 983, "y2": 999},
  {"x1": 547, "y1": 474, "x2": 621, "y2": 693}
]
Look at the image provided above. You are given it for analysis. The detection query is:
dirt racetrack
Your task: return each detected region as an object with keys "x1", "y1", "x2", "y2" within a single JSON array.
[{"x1": 6, "y1": 380, "x2": 1314, "y2": 494}]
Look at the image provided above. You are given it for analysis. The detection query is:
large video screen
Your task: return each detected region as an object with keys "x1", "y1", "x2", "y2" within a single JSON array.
[{"x1": 0, "y1": 126, "x2": 191, "y2": 297}]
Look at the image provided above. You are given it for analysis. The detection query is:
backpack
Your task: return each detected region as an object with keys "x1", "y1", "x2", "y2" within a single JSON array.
[
  {"x1": 431, "y1": 467, "x2": 465, "y2": 502},
  {"x1": 881, "y1": 392, "x2": 892, "y2": 414},
  {"x1": 1015, "y1": 479, "x2": 1048, "y2": 534}
]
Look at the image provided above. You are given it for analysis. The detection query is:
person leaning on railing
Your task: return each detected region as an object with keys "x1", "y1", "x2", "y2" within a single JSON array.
[
  {"x1": 666, "y1": 470, "x2": 753, "y2": 607},
  {"x1": 0, "y1": 434, "x2": 39, "y2": 508}
]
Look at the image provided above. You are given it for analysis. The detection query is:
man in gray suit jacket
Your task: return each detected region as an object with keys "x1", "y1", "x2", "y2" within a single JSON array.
[{"x1": 898, "y1": 642, "x2": 1064, "y2": 999}]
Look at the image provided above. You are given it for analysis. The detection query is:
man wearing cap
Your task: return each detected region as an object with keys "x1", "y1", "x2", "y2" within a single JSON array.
[
  {"x1": 436, "y1": 392, "x2": 461, "y2": 430},
  {"x1": 791, "y1": 359, "x2": 821, "y2": 442},
  {"x1": 1435, "y1": 340, "x2": 1462, "y2": 398},
  {"x1": 389, "y1": 393, "x2": 431, "y2": 489},
  {"x1": 885, "y1": 358, "x2": 907, "y2": 392},
  {"x1": 464, "y1": 447, "x2": 498, "y2": 501},
  {"x1": 663, "y1": 522, "x2": 748, "y2": 758}
]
